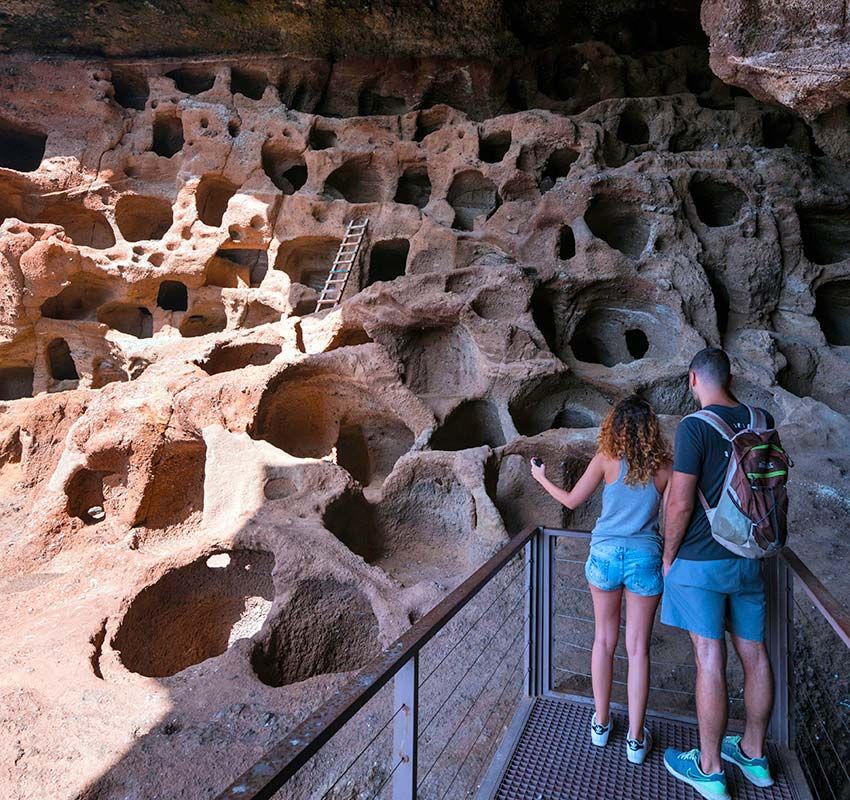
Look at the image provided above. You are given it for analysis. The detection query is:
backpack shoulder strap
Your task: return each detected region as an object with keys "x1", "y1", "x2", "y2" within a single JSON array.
[
  {"x1": 689, "y1": 409, "x2": 736, "y2": 441},
  {"x1": 748, "y1": 405, "x2": 769, "y2": 431}
]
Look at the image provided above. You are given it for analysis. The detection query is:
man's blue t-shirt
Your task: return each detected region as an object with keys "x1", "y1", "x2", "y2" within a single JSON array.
[{"x1": 672, "y1": 403, "x2": 776, "y2": 561}]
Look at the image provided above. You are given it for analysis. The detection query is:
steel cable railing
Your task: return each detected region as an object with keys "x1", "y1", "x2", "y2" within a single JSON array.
[{"x1": 214, "y1": 526, "x2": 850, "y2": 800}]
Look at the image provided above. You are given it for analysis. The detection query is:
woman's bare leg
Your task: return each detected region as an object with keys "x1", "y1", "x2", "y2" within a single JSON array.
[
  {"x1": 590, "y1": 584, "x2": 623, "y2": 725},
  {"x1": 624, "y1": 589, "x2": 661, "y2": 740}
]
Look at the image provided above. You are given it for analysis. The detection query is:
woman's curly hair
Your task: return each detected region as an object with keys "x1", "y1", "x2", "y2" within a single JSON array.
[{"x1": 598, "y1": 395, "x2": 671, "y2": 486}]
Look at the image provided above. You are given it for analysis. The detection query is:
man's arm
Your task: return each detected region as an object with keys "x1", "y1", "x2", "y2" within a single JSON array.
[{"x1": 663, "y1": 470, "x2": 698, "y2": 572}]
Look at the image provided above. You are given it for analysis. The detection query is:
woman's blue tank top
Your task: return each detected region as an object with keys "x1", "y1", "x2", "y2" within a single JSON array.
[{"x1": 591, "y1": 460, "x2": 662, "y2": 553}]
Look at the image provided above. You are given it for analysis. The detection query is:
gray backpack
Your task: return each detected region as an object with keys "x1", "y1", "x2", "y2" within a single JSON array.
[{"x1": 690, "y1": 405, "x2": 791, "y2": 559}]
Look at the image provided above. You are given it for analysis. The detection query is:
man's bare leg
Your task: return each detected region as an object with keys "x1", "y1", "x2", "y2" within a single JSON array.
[
  {"x1": 691, "y1": 633, "x2": 728, "y2": 775},
  {"x1": 731, "y1": 634, "x2": 773, "y2": 759}
]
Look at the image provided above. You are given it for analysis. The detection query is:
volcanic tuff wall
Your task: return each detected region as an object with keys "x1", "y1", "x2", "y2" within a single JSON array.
[{"x1": 0, "y1": 39, "x2": 849, "y2": 800}]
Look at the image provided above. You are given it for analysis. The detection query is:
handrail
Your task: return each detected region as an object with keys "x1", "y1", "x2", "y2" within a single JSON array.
[
  {"x1": 781, "y1": 547, "x2": 850, "y2": 650},
  {"x1": 215, "y1": 523, "x2": 540, "y2": 800}
]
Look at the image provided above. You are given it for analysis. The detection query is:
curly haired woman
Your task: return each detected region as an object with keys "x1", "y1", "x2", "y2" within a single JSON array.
[{"x1": 530, "y1": 395, "x2": 672, "y2": 765}]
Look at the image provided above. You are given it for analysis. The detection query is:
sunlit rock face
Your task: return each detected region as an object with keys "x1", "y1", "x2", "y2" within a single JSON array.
[{"x1": 0, "y1": 36, "x2": 849, "y2": 800}]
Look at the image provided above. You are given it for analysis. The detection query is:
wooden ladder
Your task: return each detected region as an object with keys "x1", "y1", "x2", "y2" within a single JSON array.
[{"x1": 314, "y1": 218, "x2": 369, "y2": 311}]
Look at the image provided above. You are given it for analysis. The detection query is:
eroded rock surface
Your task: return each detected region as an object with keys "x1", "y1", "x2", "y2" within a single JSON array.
[
  {"x1": 702, "y1": 0, "x2": 850, "y2": 120},
  {"x1": 0, "y1": 44, "x2": 848, "y2": 800}
]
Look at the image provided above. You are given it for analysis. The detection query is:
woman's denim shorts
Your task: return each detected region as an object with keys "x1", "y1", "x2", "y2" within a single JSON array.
[{"x1": 585, "y1": 543, "x2": 663, "y2": 597}]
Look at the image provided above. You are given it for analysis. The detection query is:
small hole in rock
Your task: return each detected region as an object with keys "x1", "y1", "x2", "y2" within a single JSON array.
[
  {"x1": 309, "y1": 126, "x2": 337, "y2": 150},
  {"x1": 559, "y1": 226, "x2": 576, "y2": 260}
]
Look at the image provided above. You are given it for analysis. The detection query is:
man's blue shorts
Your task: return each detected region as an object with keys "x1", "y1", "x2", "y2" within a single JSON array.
[{"x1": 661, "y1": 557, "x2": 766, "y2": 641}]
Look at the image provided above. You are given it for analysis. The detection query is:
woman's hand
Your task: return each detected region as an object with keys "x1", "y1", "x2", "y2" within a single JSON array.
[{"x1": 530, "y1": 458, "x2": 546, "y2": 483}]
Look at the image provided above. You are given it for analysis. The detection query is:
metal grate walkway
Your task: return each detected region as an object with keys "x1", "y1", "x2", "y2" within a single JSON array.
[{"x1": 487, "y1": 698, "x2": 807, "y2": 800}]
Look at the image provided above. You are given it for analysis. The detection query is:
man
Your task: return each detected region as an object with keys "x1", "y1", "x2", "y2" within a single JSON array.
[{"x1": 662, "y1": 347, "x2": 775, "y2": 800}]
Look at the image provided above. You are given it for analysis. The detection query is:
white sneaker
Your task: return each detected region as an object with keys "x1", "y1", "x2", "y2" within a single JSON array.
[
  {"x1": 627, "y1": 727, "x2": 653, "y2": 765},
  {"x1": 591, "y1": 712, "x2": 613, "y2": 747}
]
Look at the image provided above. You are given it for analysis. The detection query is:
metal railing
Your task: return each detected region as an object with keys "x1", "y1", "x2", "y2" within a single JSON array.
[{"x1": 213, "y1": 526, "x2": 850, "y2": 800}]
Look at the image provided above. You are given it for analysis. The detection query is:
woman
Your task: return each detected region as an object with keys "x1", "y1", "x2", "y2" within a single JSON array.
[{"x1": 530, "y1": 395, "x2": 671, "y2": 765}]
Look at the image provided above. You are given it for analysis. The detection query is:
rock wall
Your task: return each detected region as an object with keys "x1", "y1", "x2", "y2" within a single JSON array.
[{"x1": 0, "y1": 42, "x2": 849, "y2": 799}]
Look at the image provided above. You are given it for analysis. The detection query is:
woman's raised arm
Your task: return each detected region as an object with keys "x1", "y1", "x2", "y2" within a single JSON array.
[{"x1": 530, "y1": 452, "x2": 606, "y2": 510}]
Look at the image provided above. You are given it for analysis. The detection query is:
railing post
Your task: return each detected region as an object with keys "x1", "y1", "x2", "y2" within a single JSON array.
[
  {"x1": 540, "y1": 530, "x2": 552, "y2": 695},
  {"x1": 526, "y1": 528, "x2": 549, "y2": 698},
  {"x1": 392, "y1": 655, "x2": 419, "y2": 800},
  {"x1": 766, "y1": 555, "x2": 793, "y2": 747},
  {"x1": 524, "y1": 537, "x2": 535, "y2": 697}
]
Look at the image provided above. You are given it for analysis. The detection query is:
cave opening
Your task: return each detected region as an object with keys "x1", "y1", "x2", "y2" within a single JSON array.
[
  {"x1": 110, "y1": 67, "x2": 149, "y2": 110},
  {"x1": 798, "y1": 207, "x2": 850, "y2": 265},
  {"x1": 570, "y1": 307, "x2": 656, "y2": 367},
  {"x1": 251, "y1": 578, "x2": 379, "y2": 687},
  {"x1": 584, "y1": 195, "x2": 650, "y2": 258},
  {"x1": 358, "y1": 88, "x2": 407, "y2": 116},
  {"x1": 531, "y1": 288, "x2": 559, "y2": 355},
  {"x1": 230, "y1": 66, "x2": 267, "y2": 100},
  {"x1": 617, "y1": 105, "x2": 649, "y2": 145},
  {"x1": 414, "y1": 108, "x2": 449, "y2": 142},
  {"x1": 37, "y1": 204, "x2": 115, "y2": 249},
  {"x1": 97, "y1": 304, "x2": 154, "y2": 338},
  {"x1": 0, "y1": 118, "x2": 47, "y2": 172},
  {"x1": 47, "y1": 338, "x2": 79, "y2": 382},
  {"x1": 368, "y1": 239, "x2": 409, "y2": 285},
  {"x1": 540, "y1": 147, "x2": 578, "y2": 193},
  {"x1": 152, "y1": 114, "x2": 184, "y2": 158},
  {"x1": 196, "y1": 175, "x2": 237, "y2": 226},
  {"x1": 324, "y1": 157, "x2": 382, "y2": 203},
  {"x1": 430, "y1": 399, "x2": 506, "y2": 451},
  {"x1": 690, "y1": 175, "x2": 746, "y2": 227},
  {"x1": 42, "y1": 277, "x2": 111, "y2": 321},
  {"x1": 115, "y1": 195, "x2": 173, "y2": 241},
  {"x1": 114, "y1": 549, "x2": 274, "y2": 677},
  {"x1": 479, "y1": 130, "x2": 512, "y2": 163},
  {"x1": 447, "y1": 170, "x2": 499, "y2": 231},
  {"x1": 261, "y1": 141, "x2": 307, "y2": 194},
  {"x1": 165, "y1": 67, "x2": 216, "y2": 95},
  {"x1": 394, "y1": 164, "x2": 431, "y2": 208},
  {"x1": 815, "y1": 280, "x2": 850, "y2": 346},
  {"x1": 0, "y1": 366, "x2": 34, "y2": 401},
  {"x1": 157, "y1": 280, "x2": 188, "y2": 312},
  {"x1": 199, "y1": 342, "x2": 281, "y2": 375}
]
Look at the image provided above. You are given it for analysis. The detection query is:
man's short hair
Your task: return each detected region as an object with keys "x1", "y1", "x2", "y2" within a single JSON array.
[{"x1": 689, "y1": 347, "x2": 731, "y2": 386}]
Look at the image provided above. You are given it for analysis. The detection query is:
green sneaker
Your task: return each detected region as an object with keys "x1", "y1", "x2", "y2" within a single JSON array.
[
  {"x1": 721, "y1": 735, "x2": 774, "y2": 787},
  {"x1": 664, "y1": 748, "x2": 731, "y2": 800}
]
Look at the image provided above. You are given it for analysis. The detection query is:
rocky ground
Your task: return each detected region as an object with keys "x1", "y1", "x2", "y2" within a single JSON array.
[{"x1": 0, "y1": 35, "x2": 848, "y2": 800}]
